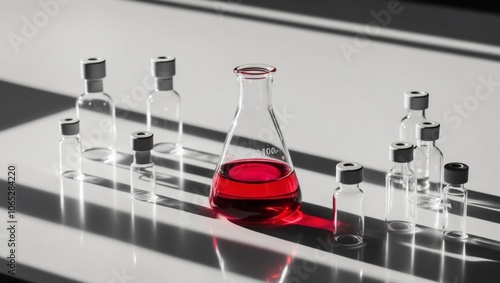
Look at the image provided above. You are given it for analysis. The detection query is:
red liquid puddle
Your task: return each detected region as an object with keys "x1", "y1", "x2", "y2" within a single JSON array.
[
  {"x1": 210, "y1": 158, "x2": 301, "y2": 223},
  {"x1": 296, "y1": 214, "x2": 334, "y2": 232}
]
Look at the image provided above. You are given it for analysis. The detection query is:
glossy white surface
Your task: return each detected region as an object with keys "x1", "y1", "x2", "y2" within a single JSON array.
[
  {"x1": 1, "y1": 0, "x2": 500, "y2": 282},
  {"x1": 0, "y1": 0, "x2": 500, "y2": 195},
  {"x1": 0, "y1": 108, "x2": 498, "y2": 282}
]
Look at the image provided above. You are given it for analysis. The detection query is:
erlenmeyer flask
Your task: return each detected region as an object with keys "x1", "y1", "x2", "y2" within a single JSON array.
[{"x1": 209, "y1": 64, "x2": 302, "y2": 223}]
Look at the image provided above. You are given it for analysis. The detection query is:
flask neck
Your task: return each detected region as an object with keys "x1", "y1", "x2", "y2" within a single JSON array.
[
  {"x1": 134, "y1": 151, "x2": 152, "y2": 165},
  {"x1": 237, "y1": 76, "x2": 273, "y2": 110},
  {"x1": 156, "y1": 78, "x2": 173, "y2": 91},
  {"x1": 85, "y1": 80, "x2": 103, "y2": 93}
]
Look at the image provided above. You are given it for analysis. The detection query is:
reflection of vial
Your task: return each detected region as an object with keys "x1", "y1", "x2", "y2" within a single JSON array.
[
  {"x1": 59, "y1": 118, "x2": 83, "y2": 179},
  {"x1": 386, "y1": 142, "x2": 417, "y2": 232},
  {"x1": 334, "y1": 162, "x2": 364, "y2": 246},
  {"x1": 443, "y1": 162, "x2": 469, "y2": 239},
  {"x1": 399, "y1": 91, "x2": 428, "y2": 145},
  {"x1": 413, "y1": 121, "x2": 443, "y2": 208},
  {"x1": 147, "y1": 56, "x2": 182, "y2": 153},
  {"x1": 76, "y1": 58, "x2": 116, "y2": 161},
  {"x1": 130, "y1": 131, "x2": 156, "y2": 202}
]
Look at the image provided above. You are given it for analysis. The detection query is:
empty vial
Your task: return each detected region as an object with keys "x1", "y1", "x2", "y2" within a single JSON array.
[
  {"x1": 333, "y1": 162, "x2": 364, "y2": 247},
  {"x1": 443, "y1": 162, "x2": 469, "y2": 239},
  {"x1": 76, "y1": 57, "x2": 116, "y2": 161},
  {"x1": 130, "y1": 131, "x2": 156, "y2": 202},
  {"x1": 413, "y1": 121, "x2": 443, "y2": 208},
  {"x1": 399, "y1": 91, "x2": 429, "y2": 146},
  {"x1": 59, "y1": 118, "x2": 83, "y2": 179},
  {"x1": 147, "y1": 56, "x2": 182, "y2": 154},
  {"x1": 386, "y1": 142, "x2": 417, "y2": 232}
]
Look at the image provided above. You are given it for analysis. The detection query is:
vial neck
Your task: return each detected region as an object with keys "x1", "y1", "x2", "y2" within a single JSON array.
[
  {"x1": 85, "y1": 80, "x2": 103, "y2": 93},
  {"x1": 447, "y1": 184, "x2": 466, "y2": 190},
  {"x1": 134, "y1": 151, "x2": 152, "y2": 165},
  {"x1": 61, "y1": 134, "x2": 79, "y2": 140},
  {"x1": 156, "y1": 78, "x2": 173, "y2": 91},
  {"x1": 417, "y1": 140, "x2": 436, "y2": 148},
  {"x1": 340, "y1": 183, "x2": 360, "y2": 191},
  {"x1": 407, "y1": 109, "x2": 426, "y2": 118},
  {"x1": 392, "y1": 162, "x2": 412, "y2": 173},
  {"x1": 237, "y1": 76, "x2": 272, "y2": 110}
]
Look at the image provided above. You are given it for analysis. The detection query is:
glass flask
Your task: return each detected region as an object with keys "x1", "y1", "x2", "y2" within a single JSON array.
[
  {"x1": 385, "y1": 142, "x2": 417, "y2": 232},
  {"x1": 130, "y1": 131, "x2": 157, "y2": 202},
  {"x1": 76, "y1": 58, "x2": 116, "y2": 161},
  {"x1": 333, "y1": 162, "x2": 364, "y2": 247},
  {"x1": 413, "y1": 121, "x2": 443, "y2": 208},
  {"x1": 59, "y1": 117, "x2": 83, "y2": 179},
  {"x1": 443, "y1": 162, "x2": 469, "y2": 239},
  {"x1": 399, "y1": 91, "x2": 428, "y2": 146},
  {"x1": 147, "y1": 56, "x2": 182, "y2": 153},
  {"x1": 209, "y1": 64, "x2": 301, "y2": 223}
]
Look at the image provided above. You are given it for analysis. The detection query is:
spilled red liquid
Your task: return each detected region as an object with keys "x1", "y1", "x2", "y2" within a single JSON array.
[{"x1": 210, "y1": 158, "x2": 301, "y2": 223}]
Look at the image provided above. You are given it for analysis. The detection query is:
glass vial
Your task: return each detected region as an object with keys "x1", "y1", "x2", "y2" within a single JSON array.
[
  {"x1": 130, "y1": 131, "x2": 157, "y2": 202},
  {"x1": 76, "y1": 58, "x2": 116, "y2": 161},
  {"x1": 413, "y1": 121, "x2": 443, "y2": 208},
  {"x1": 386, "y1": 142, "x2": 417, "y2": 232},
  {"x1": 443, "y1": 162, "x2": 469, "y2": 239},
  {"x1": 399, "y1": 91, "x2": 429, "y2": 145},
  {"x1": 209, "y1": 64, "x2": 301, "y2": 223},
  {"x1": 333, "y1": 162, "x2": 364, "y2": 247},
  {"x1": 147, "y1": 56, "x2": 182, "y2": 154},
  {"x1": 59, "y1": 118, "x2": 83, "y2": 179}
]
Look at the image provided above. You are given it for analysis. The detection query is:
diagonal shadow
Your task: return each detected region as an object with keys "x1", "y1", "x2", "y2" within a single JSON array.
[
  {"x1": 2, "y1": 179, "x2": 384, "y2": 283},
  {"x1": 0, "y1": 81, "x2": 74, "y2": 132},
  {"x1": 127, "y1": 0, "x2": 500, "y2": 61},
  {"x1": 112, "y1": 146, "x2": 500, "y2": 225},
  {"x1": 6, "y1": 174, "x2": 500, "y2": 282},
  {"x1": 2, "y1": 78, "x2": 500, "y2": 281},
  {"x1": 2, "y1": 79, "x2": 499, "y2": 225},
  {"x1": 0, "y1": 258, "x2": 83, "y2": 283}
]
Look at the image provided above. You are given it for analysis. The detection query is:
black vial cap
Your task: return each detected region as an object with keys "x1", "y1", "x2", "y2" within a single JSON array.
[{"x1": 444, "y1": 162, "x2": 469, "y2": 185}]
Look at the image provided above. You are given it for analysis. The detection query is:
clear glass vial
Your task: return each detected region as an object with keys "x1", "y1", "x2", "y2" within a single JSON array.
[
  {"x1": 209, "y1": 64, "x2": 301, "y2": 223},
  {"x1": 333, "y1": 162, "x2": 364, "y2": 247},
  {"x1": 399, "y1": 91, "x2": 429, "y2": 146},
  {"x1": 130, "y1": 131, "x2": 157, "y2": 202},
  {"x1": 76, "y1": 57, "x2": 116, "y2": 161},
  {"x1": 413, "y1": 121, "x2": 443, "y2": 208},
  {"x1": 147, "y1": 56, "x2": 182, "y2": 154},
  {"x1": 59, "y1": 118, "x2": 83, "y2": 179},
  {"x1": 443, "y1": 162, "x2": 469, "y2": 239},
  {"x1": 386, "y1": 141, "x2": 417, "y2": 232}
]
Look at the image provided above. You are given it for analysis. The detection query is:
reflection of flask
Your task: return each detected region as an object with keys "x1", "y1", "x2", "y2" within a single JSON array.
[
  {"x1": 443, "y1": 162, "x2": 469, "y2": 239},
  {"x1": 130, "y1": 131, "x2": 156, "y2": 202},
  {"x1": 399, "y1": 91, "x2": 428, "y2": 145},
  {"x1": 59, "y1": 118, "x2": 83, "y2": 179},
  {"x1": 385, "y1": 142, "x2": 416, "y2": 232},
  {"x1": 413, "y1": 121, "x2": 443, "y2": 208},
  {"x1": 209, "y1": 64, "x2": 301, "y2": 223},
  {"x1": 333, "y1": 162, "x2": 364, "y2": 246},
  {"x1": 76, "y1": 58, "x2": 116, "y2": 161},
  {"x1": 147, "y1": 56, "x2": 182, "y2": 153}
]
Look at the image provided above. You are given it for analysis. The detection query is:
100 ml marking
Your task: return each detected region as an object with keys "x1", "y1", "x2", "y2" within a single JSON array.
[{"x1": 7, "y1": 164, "x2": 17, "y2": 276}]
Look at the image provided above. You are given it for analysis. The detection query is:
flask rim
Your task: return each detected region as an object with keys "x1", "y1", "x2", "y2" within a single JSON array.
[{"x1": 234, "y1": 64, "x2": 276, "y2": 78}]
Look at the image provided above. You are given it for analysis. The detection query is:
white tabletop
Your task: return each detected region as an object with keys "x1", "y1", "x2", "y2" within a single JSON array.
[{"x1": 1, "y1": 0, "x2": 500, "y2": 282}]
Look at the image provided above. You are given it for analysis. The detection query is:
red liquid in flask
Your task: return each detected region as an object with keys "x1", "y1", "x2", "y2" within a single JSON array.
[{"x1": 210, "y1": 158, "x2": 301, "y2": 223}]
